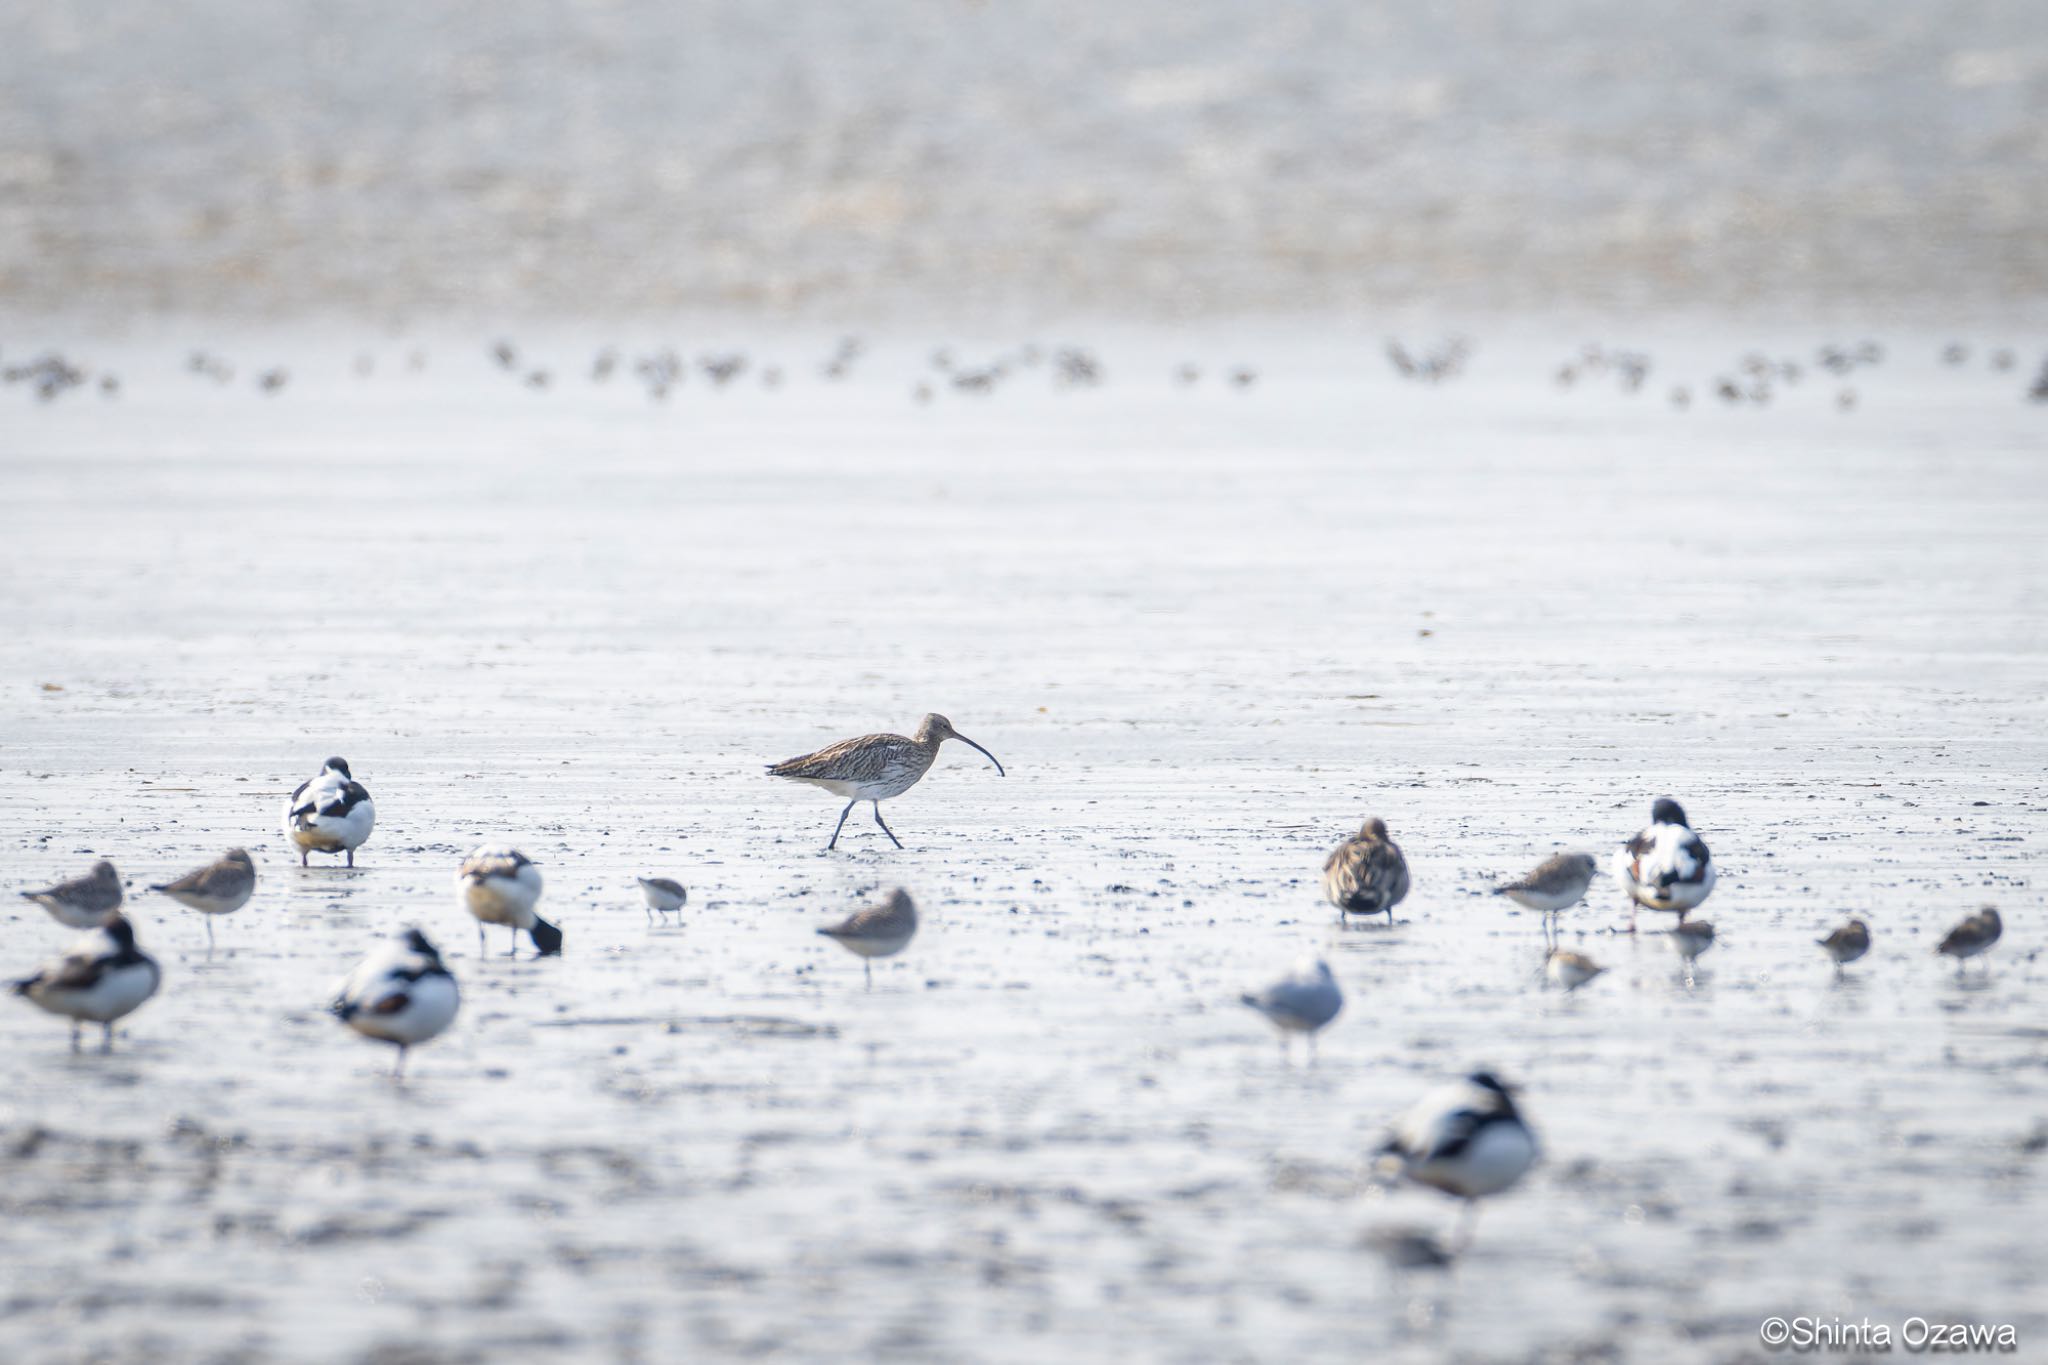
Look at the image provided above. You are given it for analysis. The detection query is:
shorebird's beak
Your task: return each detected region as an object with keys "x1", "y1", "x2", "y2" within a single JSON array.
[{"x1": 952, "y1": 733, "x2": 1005, "y2": 777}]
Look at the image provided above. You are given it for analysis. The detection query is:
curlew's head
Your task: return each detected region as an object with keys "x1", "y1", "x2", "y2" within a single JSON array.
[
  {"x1": 1358, "y1": 816, "x2": 1390, "y2": 841},
  {"x1": 921, "y1": 713, "x2": 1005, "y2": 777}
]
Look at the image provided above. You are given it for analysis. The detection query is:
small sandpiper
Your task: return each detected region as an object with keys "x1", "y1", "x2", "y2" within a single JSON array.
[
  {"x1": 151, "y1": 849, "x2": 256, "y2": 950},
  {"x1": 1495, "y1": 852, "x2": 1600, "y2": 941},
  {"x1": 12, "y1": 913, "x2": 161, "y2": 1051},
  {"x1": 817, "y1": 887, "x2": 917, "y2": 987},
  {"x1": 1545, "y1": 948, "x2": 1607, "y2": 992},
  {"x1": 332, "y1": 928, "x2": 460, "y2": 1077},
  {"x1": 1240, "y1": 955, "x2": 1344, "y2": 1059},
  {"x1": 20, "y1": 859, "x2": 123, "y2": 930},
  {"x1": 283, "y1": 756, "x2": 376, "y2": 867},
  {"x1": 456, "y1": 847, "x2": 563, "y2": 956},
  {"x1": 1936, "y1": 907, "x2": 2001, "y2": 976},
  {"x1": 1377, "y1": 1071, "x2": 1538, "y2": 1251},
  {"x1": 768, "y1": 714, "x2": 1004, "y2": 850},
  {"x1": 638, "y1": 877, "x2": 688, "y2": 926},
  {"x1": 1323, "y1": 817, "x2": 1410, "y2": 924},
  {"x1": 1818, "y1": 918, "x2": 1871, "y2": 975},
  {"x1": 1613, "y1": 798, "x2": 1715, "y2": 931}
]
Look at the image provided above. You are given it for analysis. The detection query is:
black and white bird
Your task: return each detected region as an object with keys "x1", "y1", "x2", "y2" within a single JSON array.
[
  {"x1": 1378, "y1": 1071, "x2": 1539, "y2": 1250},
  {"x1": 12, "y1": 913, "x2": 161, "y2": 1050},
  {"x1": 817, "y1": 888, "x2": 917, "y2": 988},
  {"x1": 283, "y1": 756, "x2": 376, "y2": 867},
  {"x1": 331, "y1": 928, "x2": 460, "y2": 1077},
  {"x1": 456, "y1": 847, "x2": 562, "y2": 956},
  {"x1": 1323, "y1": 817, "x2": 1410, "y2": 924},
  {"x1": 1494, "y1": 852, "x2": 1601, "y2": 941},
  {"x1": 1612, "y1": 798, "x2": 1715, "y2": 929},
  {"x1": 637, "y1": 876, "x2": 687, "y2": 926},
  {"x1": 1936, "y1": 906, "x2": 2001, "y2": 975},
  {"x1": 1240, "y1": 954, "x2": 1344, "y2": 1057},
  {"x1": 1819, "y1": 918, "x2": 1871, "y2": 974},
  {"x1": 20, "y1": 858, "x2": 124, "y2": 929},
  {"x1": 151, "y1": 848, "x2": 256, "y2": 950}
]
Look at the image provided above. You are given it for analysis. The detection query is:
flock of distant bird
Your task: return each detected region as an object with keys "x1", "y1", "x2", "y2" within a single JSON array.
[{"x1": 8, "y1": 718, "x2": 2018, "y2": 1246}]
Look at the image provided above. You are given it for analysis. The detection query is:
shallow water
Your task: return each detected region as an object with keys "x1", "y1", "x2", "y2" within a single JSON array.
[{"x1": 1, "y1": 328, "x2": 2044, "y2": 1362}]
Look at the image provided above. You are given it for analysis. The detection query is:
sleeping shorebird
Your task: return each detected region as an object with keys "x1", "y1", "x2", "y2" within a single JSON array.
[
  {"x1": 1378, "y1": 1071, "x2": 1538, "y2": 1252},
  {"x1": 817, "y1": 887, "x2": 917, "y2": 987},
  {"x1": 638, "y1": 877, "x2": 687, "y2": 926},
  {"x1": 1494, "y1": 852, "x2": 1600, "y2": 942},
  {"x1": 332, "y1": 928, "x2": 460, "y2": 1077},
  {"x1": 456, "y1": 847, "x2": 563, "y2": 956},
  {"x1": 768, "y1": 714, "x2": 1004, "y2": 850},
  {"x1": 1612, "y1": 798, "x2": 1715, "y2": 931},
  {"x1": 1936, "y1": 907, "x2": 2001, "y2": 976},
  {"x1": 151, "y1": 849, "x2": 256, "y2": 950},
  {"x1": 283, "y1": 756, "x2": 375, "y2": 867},
  {"x1": 1818, "y1": 918, "x2": 1871, "y2": 975},
  {"x1": 1240, "y1": 955, "x2": 1344, "y2": 1059},
  {"x1": 12, "y1": 913, "x2": 161, "y2": 1051},
  {"x1": 1323, "y1": 817, "x2": 1410, "y2": 924},
  {"x1": 1545, "y1": 948, "x2": 1607, "y2": 992},
  {"x1": 20, "y1": 859, "x2": 123, "y2": 929}
]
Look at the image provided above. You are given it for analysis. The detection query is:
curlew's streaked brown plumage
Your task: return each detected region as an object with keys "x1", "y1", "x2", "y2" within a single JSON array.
[
  {"x1": 817, "y1": 887, "x2": 918, "y2": 987},
  {"x1": 768, "y1": 713, "x2": 1003, "y2": 850},
  {"x1": 1323, "y1": 817, "x2": 1409, "y2": 924}
]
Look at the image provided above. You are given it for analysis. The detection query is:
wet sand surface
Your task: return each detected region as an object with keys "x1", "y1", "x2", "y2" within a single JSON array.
[{"x1": 1, "y1": 329, "x2": 2044, "y2": 1362}]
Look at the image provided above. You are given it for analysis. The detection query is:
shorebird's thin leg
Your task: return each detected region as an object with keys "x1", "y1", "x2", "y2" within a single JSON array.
[
  {"x1": 347, "y1": 849, "x2": 355, "y2": 868},
  {"x1": 102, "y1": 1023, "x2": 115, "y2": 1052},
  {"x1": 478, "y1": 922, "x2": 487, "y2": 955},
  {"x1": 863, "y1": 960, "x2": 873, "y2": 990},
  {"x1": 871, "y1": 802, "x2": 904, "y2": 850},
  {"x1": 206, "y1": 918, "x2": 215, "y2": 954},
  {"x1": 394, "y1": 1046, "x2": 408, "y2": 1081},
  {"x1": 827, "y1": 800, "x2": 856, "y2": 850},
  {"x1": 508, "y1": 925, "x2": 518, "y2": 956},
  {"x1": 1452, "y1": 1200, "x2": 1481, "y2": 1254},
  {"x1": 1308, "y1": 1033, "x2": 1320, "y2": 1066},
  {"x1": 300, "y1": 850, "x2": 309, "y2": 868},
  {"x1": 70, "y1": 1022, "x2": 81, "y2": 1052}
]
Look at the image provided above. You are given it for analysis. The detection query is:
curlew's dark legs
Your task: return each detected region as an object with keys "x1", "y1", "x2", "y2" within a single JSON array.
[
  {"x1": 827, "y1": 800, "x2": 856, "y2": 850},
  {"x1": 871, "y1": 802, "x2": 903, "y2": 849}
]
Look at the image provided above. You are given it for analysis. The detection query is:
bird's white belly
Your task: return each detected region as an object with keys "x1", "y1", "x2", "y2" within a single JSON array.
[
  {"x1": 463, "y1": 877, "x2": 538, "y2": 926},
  {"x1": 1418, "y1": 1121, "x2": 1537, "y2": 1199},
  {"x1": 37, "y1": 962, "x2": 160, "y2": 1023},
  {"x1": 286, "y1": 801, "x2": 374, "y2": 852},
  {"x1": 1505, "y1": 886, "x2": 1581, "y2": 913},
  {"x1": 837, "y1": 931, "x2": 914, "y2": 959},
  {"x1": 349, "y1": 977, "x2": 460, "y2": 1046}
]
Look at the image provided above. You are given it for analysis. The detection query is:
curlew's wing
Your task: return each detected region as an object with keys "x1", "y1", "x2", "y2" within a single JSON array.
[{"x1": 768, "y1": 733, "x2": 914, "y2": 781}]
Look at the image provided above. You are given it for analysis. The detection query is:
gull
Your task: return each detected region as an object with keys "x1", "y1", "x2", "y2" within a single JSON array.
[
  {"x1": 1240, "y1": 954, "x2": 1344, "y2": 1059},
  {"x1": 20, "y1": 859, "x2": 123, "y2": 930},
  {"x1": 638, "y1": 877, "x2": 688, "y2": 926},
  {"x1": 151, "y1": 849, "x2": 256, "y2": 950},
  {"x1": 1494, "y1": 852, "x2": 1600, "y2": 942},
  {"x1": 1612, "y1": 798, "x2": 1715, "y2": 931},
  {"x1": 768, "y1": 714, "x2": 1004, "y2": 850},
  {"x1": 283, "y1": 756, "x2": 376, "y2": 867},
  {"x1": 12, "y1": 913, "x2": 161, "y2": 1051},
  {"x1": 1818, "y1": 918, "x2": 1871, "y2": 975},
  {"x1": 1936, "y1": 907, "x2": 2001, "y2": 976},
  {"x1": 1323, "y1": 817, "x2": 1410, "y2": 924},
  {"x1": 817, "y1": 888, "x2": 917, "y2": 988},
  {"x1": 456, "y1": 847, "x2": 563, "y2": 956},
  {"x1": 1378, "y1": 1071, "x2": 1538, "y2": 1251},
  {"x1": 332, "y1": 928, "x2": 460, "y2": 1077}
]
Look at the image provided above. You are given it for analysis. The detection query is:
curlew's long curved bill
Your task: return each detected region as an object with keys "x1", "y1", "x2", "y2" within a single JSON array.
[{"x1": 951, "y1": 733, "x2": 1005, "y2": 777}]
